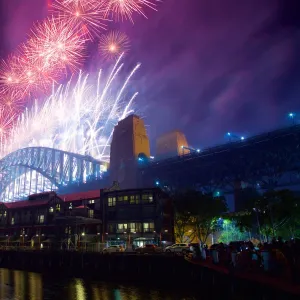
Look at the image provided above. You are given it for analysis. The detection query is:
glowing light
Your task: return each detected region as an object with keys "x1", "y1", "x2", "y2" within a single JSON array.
[
  {"x1": 1, "y1": 56, "x2": 140, "y2": 162},
  {"x1": 99, "y1": 31, "x2": 130, "y2": 60},
  {"x1": 241, "y1": 136, "x2": 245, "y2": 140}
]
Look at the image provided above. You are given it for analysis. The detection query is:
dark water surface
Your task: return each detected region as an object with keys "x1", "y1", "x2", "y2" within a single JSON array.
[{"x1": 0, "y1": 268, "x2": 199, "y2": 300}]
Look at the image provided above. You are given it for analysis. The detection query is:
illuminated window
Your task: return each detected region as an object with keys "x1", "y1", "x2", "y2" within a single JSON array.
[
  {"x1": 89, "y1": 200, "x2": 95, "y2": 204},
  {"x1": 129, "y1": 195, "x2": 139, "y2": 204},
  {"x1": 69, "y1": 203, "x2": 72, "y2": 210},
  {"x1": 4, "y1": 211, "x2": 7, "y2": 217},
  {"x1": 11, "y1": 217, "x2": 15, "y2": 225},
  {"x1": 39, "y1": 215, "x2": 44, "y2": 224},
  {"x1": 129, "y1": 223, "x2": 142, "y2": 232},
  {"x1": 118, "y1": 195, "x2": 128, "y2": 204},
  {"x1": 88, "y1": 209, "x2": 94, "y2": 218},
  {"x1": 143, "y1": 222, "x2": 154, "y2": 232},
  {"x1": 108, "y1": 197, "x2": 116, "y2": 207},
  {"x1": 49, "y1": 207, "x2": 54, "y2": 213},
  {"x1": 117, "y1": 223, "x2": 127, "y2": 232},
  {"x1": 56, "y1": 204, "x2": 60, "y2": 212},
  {"x1": 142, "y1": 194, "x2": 153, "y2": 203}
]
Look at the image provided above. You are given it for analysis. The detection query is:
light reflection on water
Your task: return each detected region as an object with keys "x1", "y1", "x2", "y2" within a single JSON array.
[{"x1": 0, "y1": 268, "x2": 197, "y2": 300}]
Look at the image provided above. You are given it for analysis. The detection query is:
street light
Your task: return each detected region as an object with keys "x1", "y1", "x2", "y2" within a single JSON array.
[{"x1": 289, "y1": 112, "x2": 296, "y2": 124}]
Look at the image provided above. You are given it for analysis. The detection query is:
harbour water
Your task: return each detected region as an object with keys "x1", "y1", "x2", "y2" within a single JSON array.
[{"x1": 0, "y1": 268, "x2": 198, "y2": 300}]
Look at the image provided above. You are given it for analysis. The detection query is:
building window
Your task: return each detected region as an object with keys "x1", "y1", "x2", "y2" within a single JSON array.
[
  {"x1": 117, "y1": 223, "x2": 127, "y2": 233},
  {"x1": 143, "y1": 222, "x2": 155, "y2": 233},
  {"x1": 142, "y1": 194, "x2": 154, "y2": 203},
  {"x1": 118, "y1": 195, "x2": 129, "y2": 205},
  {"x1": 108, "y1": 197, "x2": 116, "y2": 207},
  {"x1": 56, "y1": 204, "x2": 60, "y2": 212},
  {"x1": 39, "y1": 215, "x2": 44, "y2": 224},
  {"x1": 4, "y1": 211, "x2": 7, "y2": 217},
  {"x1": 11, "y1": 217, "x2": 15, "y2": 225},
  {"x1": 129, "y1": 223, "x2": 142, "y2": 233},
  {"x1": 49, "y1": 207, "x2": 54, "y2": 213},
  {"x1": 89, "y1": 200, "x2": 95, "y2": 204},
  {"x1": 108, "y1": 223, "x2": 115, "y2": 233},
  {"x1": 88, "y1": 209, "x2": 94, "y2": 218},
  {"x1": 69, "y1": 203, "x2": 72, "y2": 210},
  {"x1": 129, "y1": 195, "x2": 139, "y2": 204}
]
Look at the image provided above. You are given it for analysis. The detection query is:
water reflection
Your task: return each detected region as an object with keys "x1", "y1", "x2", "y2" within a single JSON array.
[{"x1": 0, "y1": 268, "x2": 197, "y2": 300}]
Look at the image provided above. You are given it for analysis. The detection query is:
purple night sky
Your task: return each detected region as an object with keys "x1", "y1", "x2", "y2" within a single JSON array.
[{"x1": 0, "y1": 0, "x2": 300, "y2": 153}]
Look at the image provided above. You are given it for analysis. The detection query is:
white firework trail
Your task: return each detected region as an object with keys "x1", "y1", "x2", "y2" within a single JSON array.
[{"x1": 1, "y1": 55, "x2": 141, "y2": 162}]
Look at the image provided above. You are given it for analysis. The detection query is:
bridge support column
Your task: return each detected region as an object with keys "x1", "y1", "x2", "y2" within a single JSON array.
[{"x1": 109, "y1": 115, "x2": 150, "y2": 189}]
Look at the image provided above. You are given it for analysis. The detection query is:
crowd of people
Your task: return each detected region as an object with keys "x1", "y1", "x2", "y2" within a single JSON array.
[{"x1": 191, "y1": 238, "x2": 300, "y2": 284}]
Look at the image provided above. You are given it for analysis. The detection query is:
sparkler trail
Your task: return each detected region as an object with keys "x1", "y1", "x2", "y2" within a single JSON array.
[
  {"x1": 1, "y1": 57, "x2": 141, "y2": 162},
  {"x1": 99, "y1": 30, "x2": 130, "y2": 60}
]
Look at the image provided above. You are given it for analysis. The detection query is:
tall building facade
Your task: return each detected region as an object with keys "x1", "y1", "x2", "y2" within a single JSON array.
[{"x1": 109, "y1": 115, "x2": 150, "y2": 189}]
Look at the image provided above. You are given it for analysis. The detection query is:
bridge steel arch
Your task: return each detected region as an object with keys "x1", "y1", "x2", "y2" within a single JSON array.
[{"x1": 0, "y1": 147, "x2": 103, "y2": 202}]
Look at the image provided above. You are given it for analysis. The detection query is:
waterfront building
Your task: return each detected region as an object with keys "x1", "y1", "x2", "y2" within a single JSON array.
[
  {"x1": 0, "y1": 186, "x2": 174, "y2": 249},
  {"x1": 99, "y1": 187, "x2": 174, "y2": 248},
  {"x1": 0, "y1": 190, "x2": 101, "y2": 249}
]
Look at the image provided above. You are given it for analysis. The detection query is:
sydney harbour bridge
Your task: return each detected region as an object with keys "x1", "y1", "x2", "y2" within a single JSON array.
[
  {"x1": 0, "y1": 147, "x2": 106, "y2": 202},
  {"x1": 1, "y1": 114, "x2": 300, "y2": 202}
]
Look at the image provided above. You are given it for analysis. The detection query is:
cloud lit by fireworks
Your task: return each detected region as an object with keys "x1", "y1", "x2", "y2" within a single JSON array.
[
  {"x1": 52, "y1": 0, "x2": 107, "y2": 39},
  {"x1": 99, "y1": 30, "x2": 130, "y2": 60},
  {"x1": 105, "y1": 0, "x2": 158, "y2": 22},
  {"x1": 1, "y1": 56, "x2": 140, "y2": 162}
]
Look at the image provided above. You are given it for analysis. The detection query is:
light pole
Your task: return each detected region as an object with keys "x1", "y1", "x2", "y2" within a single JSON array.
[{"x1": 289, "y1": 113, "x2": 296, "y2": 125}]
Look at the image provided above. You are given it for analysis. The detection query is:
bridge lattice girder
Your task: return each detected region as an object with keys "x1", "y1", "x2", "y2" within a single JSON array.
[
  {"x1": 0, "y1": 147, "x2": 103, "y2": 199},
  {"x1": 141, "y1": 125, "x2": 300, "y2": 192}
]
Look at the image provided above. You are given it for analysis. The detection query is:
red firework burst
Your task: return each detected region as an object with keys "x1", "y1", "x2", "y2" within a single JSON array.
[
  {"x1": 52, "y1": 0, "x2": 107, "y2": 39},
  {"x1": 0, "y1": 90, "x2": 24, "y2": 115},
  {"x1": 0, "y1": 106, "x2": 16, "y2": 141},
  {"x1": 0, "y1": 55, "x2": 23, "y2": 95},
  {"x1": 98, "y1": 30, "x2": 130, "y2": 60},
  {"x1": 25, "y1": 17, "x2": 86, "y2": 74},
  {"x1": 104, "y1": 0, "x2": 158, "y2": 22}
]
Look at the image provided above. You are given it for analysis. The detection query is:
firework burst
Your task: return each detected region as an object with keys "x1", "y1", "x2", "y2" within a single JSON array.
[
  {"x1": 0, "y1": 91, "x2": 24, "y2": 114},
  {"x1": 52, "y1": 0, "x2": 107, "y2": 39},
  {"x1": 99, "y1": 30, "x2": 130, "y2": 60},
  {"x1": 1, "y1": 56, "x2": 140, "y2": 162},
  {"x1": 0, "y1": 55, "x2": 23, "y2": 96},
  {"x1": 104, "y1": 0, "x2": 158, "y2": 22},
  {"x1": 25, "y1": 17, "x2": 87, "y2": 74}
]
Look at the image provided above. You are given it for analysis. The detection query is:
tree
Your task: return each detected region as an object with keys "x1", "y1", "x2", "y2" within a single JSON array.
[
  {"x1": 218, "y1": 219, "x2": 248, "y2": 244},
  {"x1": 233, "y1": 189, "x2": 300, "y2": 242},
  {"x1": 173, "y1": 192, "x2": 195, "y2": 243},
  {"x1": 174, "y1": 190, "x2": 228, "y2": 245}
]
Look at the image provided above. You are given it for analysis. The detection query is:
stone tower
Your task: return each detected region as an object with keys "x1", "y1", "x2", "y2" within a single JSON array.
[
  {"x1": 109, "y1": 114, "x2": 150, "y2": 189},
  {"x1": 156, "y1": 130, "x2": 189, "y2": 160}
]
